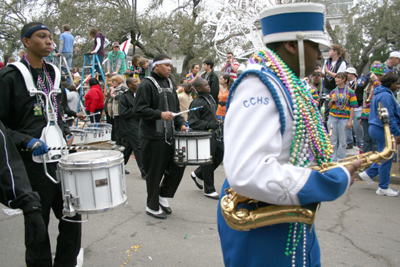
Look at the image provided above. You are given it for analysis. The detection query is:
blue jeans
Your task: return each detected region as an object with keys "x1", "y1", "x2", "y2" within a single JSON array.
[
  {"x1": 361, "y1": 119, "x2": 378, "y2": 153},
  {"x1": 366, "y1": 125, "x2": 395, "y2": 189},
  {"x1": 328, "y1": 115, "x2": 349, "y2": 161},
  {"x1": 346, "y1": 108, "x2": 363, "y2": 147},
  {"x1": 61, "y1": 52, "x2": 73, "y2": 85}
]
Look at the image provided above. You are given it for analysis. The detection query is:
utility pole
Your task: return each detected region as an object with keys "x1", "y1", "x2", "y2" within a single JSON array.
[{"x1": 132, "y1": 0, "x2": 137, "y2": 55}]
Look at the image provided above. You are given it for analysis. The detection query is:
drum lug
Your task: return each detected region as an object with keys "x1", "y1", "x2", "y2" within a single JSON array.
[
  {"x1": 63, "y1": 190, "x2": 77, "y2": 217},
  {"x1": 176, "y1": 148, "x2": 186, "y2": 167}
]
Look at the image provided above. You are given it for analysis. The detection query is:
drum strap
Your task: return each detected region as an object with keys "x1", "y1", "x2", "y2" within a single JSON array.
[
  {"x1": 145, "y1": 76, "x2": 173, "y2": 93},
  {"x1": 9, "y1": 62, "x2": 62, "y2": 96},
  {"x1": 200, "y1": 95, "x2": 218, "y2": 120}
]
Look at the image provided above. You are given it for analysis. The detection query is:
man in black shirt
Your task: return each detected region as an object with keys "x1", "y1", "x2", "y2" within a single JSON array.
[
  {"x1": 202, "y1": 59, "x2": 219, "y2": 105},
  {"x1": 119, "y1": 77, "x2": 146, "y2": 179},
  {"x1": 188, "y1": 78, "x2": 224, "y2": 199},
  {"x1": 0, "y1": 22, "x2": 81, "y2": 267},
  {"x1": 134, "y1": 54, "x2": 187, "y2": 219}
]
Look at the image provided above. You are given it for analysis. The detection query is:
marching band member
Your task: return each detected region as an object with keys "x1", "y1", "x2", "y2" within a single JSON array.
[
  {"x1": 0, "y1": 120, "x2": 46, "y2": 247},
  {"x1": 134, "y1": 53, "x2": 187, "y2": 219},
  {"x1": 188, "y1": 78, "x2": 224, "y2": 199},
  {"x1": 217, "y1": 4, "x2": 362, "y2": 266},
  {"x1": 0, "y1": 22, "x2": 81, "y2": 267}
]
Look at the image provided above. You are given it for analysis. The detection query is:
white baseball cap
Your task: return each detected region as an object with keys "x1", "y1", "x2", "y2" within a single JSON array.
[{"x1": 389, "y1": 51, "x2": 400, "y2": 58}]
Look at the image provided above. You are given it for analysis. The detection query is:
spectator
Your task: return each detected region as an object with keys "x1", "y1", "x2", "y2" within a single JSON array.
[
  {"x1": 309, "y1": 72, "x2": 324, "y2": 108},
  {"x1": 138, "y1": 58, "x2": 153, "y2": 78},
  {"x1": 67, "y1": 84, "x2": 80, "y2": 113},
  {"x1": 185, "y1": 63, "x2": 201, "y2": 85},
  {"x1": 7, "y1": 57, "x2": 16, "y2": 63},
  {"x1": 359, "y1": 72, "x2": 400, "y2": 196},
  {"x1": 327, "y1": 72, "x2": 357, "y2": 161},
  {"x1": 323, "y1": 44, "x2": 347, "y2": 123},
  {"x1": 57, "y1": 24, "x2": 74, "y2": 84},
  {"x1": 216, "y1": 74, "x2": 233, "y2": 121},
  {"x1": 383, "y1": 51, "x2": 400, "y2": 76},
  {"x1": 361, "y1": 61, "x2": 384, "y2": 153},
  {"x1": 72, "y1": 67, "x2": 80, "y2": 83},
  {"x1": 176, "y1": 84, "x2": 184, "y2": 93},
  {"x1": 0, "y1": 62, "x2": 4, "y2": 69},
  {"x1": 18, "y1": 50, "x2": 25, "y2": 60},
  {"x1": 89, "y1": 27, "x2": 106, "y2": 81},
  {"x1": 178, "y1": 83, "x2": 195, "y2": 121},
  {"x1": 107, "y1": 75, "x2": 128, "y2": 151},
  {"x1": 345, "y1": 67, "x2": 364, "y2": 149},
  {"x1": 202, "y1": 59, "x2": 219, "y2": 105},
  {"x1": 105, "y1": 42, "x2": 127, "y2": 76},
  {"x1": 3, "y1": 54, "x2": 11, "y2": 66},
  {"x1": 85, "y1": 78, "x2": 104, "y2": 123},
  {"x1": 130, "y1": 54, "x2": 144, "y2": 81},
  {"x1": 221, "y1": 52, "x2": 239, "y2": 80}
]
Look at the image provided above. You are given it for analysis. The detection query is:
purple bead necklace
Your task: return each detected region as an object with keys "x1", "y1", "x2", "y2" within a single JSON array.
[{"x1": 24, "y1": 55, "x2": 58, "y2": 123}]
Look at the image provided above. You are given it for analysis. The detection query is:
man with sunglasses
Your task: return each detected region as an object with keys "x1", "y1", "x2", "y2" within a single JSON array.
[{"x1": 105, "y1": 42, "x2": 127, "y2": 76}]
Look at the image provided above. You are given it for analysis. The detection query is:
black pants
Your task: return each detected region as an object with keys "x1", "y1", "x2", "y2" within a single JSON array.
[
  {"x1": 22, "y1": 158, "x2": 81, "y2": 267},
  {"x1": 194, "y1": 139, "x2": 224, "y2": 193},
  {"x1": 121, "y1": 119, "x2": 146, "y2": 178},
  {"x1": 106, "y1": 114, "x2": 115, "y2": 141},
  {"x1": 141, "y1": 138, "x2": 185, "y2": 211},
  {"x1": 114, "y1": 116, "x2": 122, "y2": 145},
  {"x1": 89, "y1": 108, "x2": 103, "y2": 123}
]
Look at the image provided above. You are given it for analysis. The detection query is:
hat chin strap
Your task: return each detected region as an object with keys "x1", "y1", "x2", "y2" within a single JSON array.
[{"x1": 296, "y1": 32, "x2": 306, "y2": 79}]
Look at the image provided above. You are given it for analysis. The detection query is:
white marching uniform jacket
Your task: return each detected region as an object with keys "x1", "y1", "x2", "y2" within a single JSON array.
[
  {"x1": 224, "y1": 64, "x2": 351, "y2": 207},
  {"x1": 218, "y1": 64, "x2": 352, "y2": 267}
]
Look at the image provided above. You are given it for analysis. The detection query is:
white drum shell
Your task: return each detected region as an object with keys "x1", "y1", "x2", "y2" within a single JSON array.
[
  {"x1": 174, "y1": 131, "x2": 212, "y2": 165},
  {"x1": 70, "y1": 127, "x2": 86, "y2": 145},
  {"x1": 85, "y1": 123, "x2": 112, "y2": 143},
  {"x1": 58, "y1": 150, "x2": 127, "y2": 214}
]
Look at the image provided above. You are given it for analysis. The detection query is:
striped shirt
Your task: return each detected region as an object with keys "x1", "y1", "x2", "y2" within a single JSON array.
[
  {"x1": 361, "y1": 79, "x2": 380, "y2": 119},
  {"x1": 225, "y1": 60, "x2": 240, "y2": 79},
  {"x1": 329, "y1": 88, "x2": 358, "y2": 119}
]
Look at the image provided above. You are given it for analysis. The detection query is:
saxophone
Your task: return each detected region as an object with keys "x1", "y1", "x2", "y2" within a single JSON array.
[{"x1": 220, "y1": 104, "x2": 396, "y2": 231}]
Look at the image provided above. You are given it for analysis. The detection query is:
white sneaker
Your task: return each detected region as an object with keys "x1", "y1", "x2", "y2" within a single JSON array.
[
  {"x1": 376, "y1": 187, "x2": 399, "y2": 197},
  {"x1": 191, "y1": 172, "x2": 204, "y2": 190},
  {"x1": 119, "y1": 146, "x2": 125, "y2": 151},
  {"x1": 359, "y1": 171, "x2": 374, "y2": 186},
  {"x1": 111, "y1": 145, "x2": 119, "y2": 150}
]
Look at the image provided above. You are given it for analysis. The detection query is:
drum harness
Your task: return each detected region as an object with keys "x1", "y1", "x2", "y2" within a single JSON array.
[
  {"x1": 145, "y1": 76, "x2": 174, "y2": 145},
  {"x1": 10, "y1": 62, "x2": 65, "y2": 184}
]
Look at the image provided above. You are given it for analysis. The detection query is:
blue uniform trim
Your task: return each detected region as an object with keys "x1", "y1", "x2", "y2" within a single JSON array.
[
  {"x1": 226, "y1": 69, "x2": 288, "y2": 135},
  {"x1": 297, "y1": 168, "x2": 349, "y2": 205},
  {"x1": 261, "y1": 12, "x2": 324, "y2": 36}
]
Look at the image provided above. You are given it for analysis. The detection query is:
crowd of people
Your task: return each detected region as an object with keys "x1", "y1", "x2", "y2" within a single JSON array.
[{"x1": 1, "y1": 2, "x2": 400, "y2": 266}]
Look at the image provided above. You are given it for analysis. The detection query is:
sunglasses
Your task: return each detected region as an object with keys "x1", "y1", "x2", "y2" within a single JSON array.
[{"x1": 114, "y1": 46, "x2": 119, "y2": 48}]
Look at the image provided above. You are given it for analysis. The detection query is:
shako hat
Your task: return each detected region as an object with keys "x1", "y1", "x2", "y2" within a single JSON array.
[{"x1": 259, "y1": 3, "x2": 330, "y2": 49}]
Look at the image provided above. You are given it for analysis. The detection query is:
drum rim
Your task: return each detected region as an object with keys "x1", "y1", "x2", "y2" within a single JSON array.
[
  {"x1": 58, "y1": 150, "x2": 123, "y2": 167},
  {"x1": 173, "y1": 130, "x2": 212, "y2": 137},
  {"x1": 69, "y1": 195, "x2": 128, "y2": 214}
]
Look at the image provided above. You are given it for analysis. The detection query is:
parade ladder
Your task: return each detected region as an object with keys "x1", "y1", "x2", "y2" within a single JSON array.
[{"x1": 76, "y1": 53, "x2": 106, "y2": 125}]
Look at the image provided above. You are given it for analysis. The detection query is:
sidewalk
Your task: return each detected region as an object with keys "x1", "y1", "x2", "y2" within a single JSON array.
[{"x1": 347, "y1": 146, "x2": 400, "y2": 185}]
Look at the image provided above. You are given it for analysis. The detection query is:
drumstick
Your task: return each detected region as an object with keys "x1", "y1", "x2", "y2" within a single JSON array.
[
  {"x1": 172, "y1": 106, "x2": 203, "y2": 117},
  {"x1": 85, "y1": 112, "x2": 101, "y2": 117},
  {"x1": 22, "y1": 145, "x2": 122, "y2": 151}
]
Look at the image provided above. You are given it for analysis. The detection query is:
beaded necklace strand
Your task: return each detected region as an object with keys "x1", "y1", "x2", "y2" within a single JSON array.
[
  {"x1": 24, "y1": 55, "x2": 58, "y2": 123},
  {"x1": 250, "y1": 48, "x2": 333, "y2": 267}
]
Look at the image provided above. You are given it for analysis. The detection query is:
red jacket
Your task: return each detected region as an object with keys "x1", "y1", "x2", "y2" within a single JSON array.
[{"x1": 85, "y1": 84, "x2": 104, "y2": 113}]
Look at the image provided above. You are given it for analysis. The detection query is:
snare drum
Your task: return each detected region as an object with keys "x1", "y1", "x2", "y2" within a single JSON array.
[
  {"x1": 174, "y1": 131, "x2": 212, "y2": 167},
  {"x1": 85, "y1": 123, "x2": 112, "y2": 144},
  {"x1": 57, "y1": 150, "x2": 127, "y2": 217},
  {"x1": 69, "y1": 127, "x2": 86, "y2": 145}
]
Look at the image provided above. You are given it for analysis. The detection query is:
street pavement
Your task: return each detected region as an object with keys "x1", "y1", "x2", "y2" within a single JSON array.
[{"x1": 1, "y1": 156, "x2": 399, "y2": 267}]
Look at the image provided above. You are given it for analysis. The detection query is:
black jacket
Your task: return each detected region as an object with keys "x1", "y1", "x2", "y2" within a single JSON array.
[
  {"x1": 202, "y1": 70, "x2": 220, "y2": 105},
  {"x1": 188, "y1": 92, "x2": 218, "y2": 131},
  {"x1": 119, "y1": 89, "x2": 140, "y2": 130},
  {"x1": 0, "y1": 59, "x2": 70, "y2": 154},
  {"x1": 0, "y1": 120, "x2": 41, "y2": 212},
  {"x1": 134, "y1": 71, "x2": 185, "y2": 139}
]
